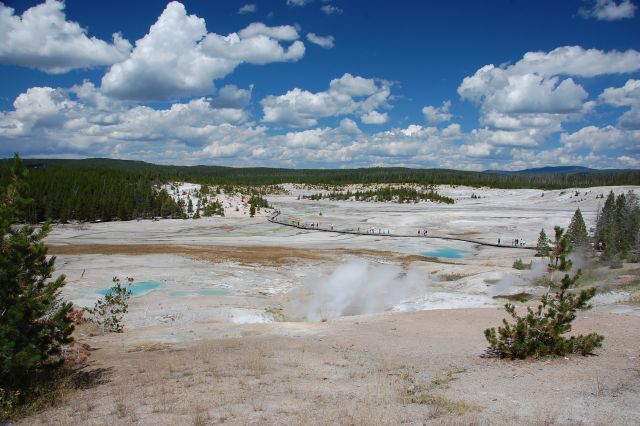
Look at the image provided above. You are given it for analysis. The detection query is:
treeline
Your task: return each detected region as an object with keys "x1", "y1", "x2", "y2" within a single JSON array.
[
  {"x1": 19, "y1": 158, "x2": 640, "y2": 189},
  {"x1": 198, "y1": 185, "x2": 224, "y2": 217},
  {"x1": 0, "y1": 166, "x2": 182, "y2": 223},
  {"x1": 248, "y1": 195, "x2": 270, "y2": 209},
  {"x1": 5, "y1": 157, "x2": 639, "y2": 223},
  {"x1": 304, "y1": 187, "x2": 454, "y2": 204}
]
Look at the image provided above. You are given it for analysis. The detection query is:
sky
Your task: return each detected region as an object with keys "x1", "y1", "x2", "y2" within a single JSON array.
[{"x1": 0, "y1": 0, "x2": 639, "y2": 170}]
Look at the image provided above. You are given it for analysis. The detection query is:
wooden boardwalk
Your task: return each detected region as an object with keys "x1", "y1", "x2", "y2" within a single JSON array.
[{"x1": 267, "y1": 211, "x2": 536, "y2": 250}]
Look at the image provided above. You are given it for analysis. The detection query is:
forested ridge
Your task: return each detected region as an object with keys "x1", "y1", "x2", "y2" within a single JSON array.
[
  {"x1": 2, "y1": 157, "x2": 639, "y2": 223},
  {"x1": 18, "y1": 158, "x2": 640, "y2": 188},
  {"x1": 1, "y1": 165, "x2": 182, "y2": 223}
]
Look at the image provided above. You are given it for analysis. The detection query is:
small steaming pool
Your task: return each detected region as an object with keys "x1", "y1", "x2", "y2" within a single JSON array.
[
  {"x1": 421, "y1": 247, "x2": 469, "y2": 259},
  {"x1": 97, "y1": 280, "x2": 163, "y2": 297}
]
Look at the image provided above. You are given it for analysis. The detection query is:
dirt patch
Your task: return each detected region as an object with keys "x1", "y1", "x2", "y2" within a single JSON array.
[{"x1": 18, "y1": 309, "x2": 640, "y2": 425}]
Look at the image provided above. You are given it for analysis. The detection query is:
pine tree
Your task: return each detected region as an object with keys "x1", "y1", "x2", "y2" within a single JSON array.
[
  {"x1": 484, "y1": 271, "x2": 603, "y2": 359},
  {"x1": 249, "y1": 203, "x2": 256, "y2": 217},
  {"x1": 566, "y1": 208, "x2": 590, "y2": 250},
  {"x1": 625, "y1": 192, "x2": 640, "y2": 262},
  {"x1": 536, "y1": 228, "x2": 550, "y2": 257},
  {"x1": 486, "y1": 222, "x2": 603, "y2": 359},
  {"x1": 1, "y1": 155, "x2": 74, "y2": 397},
  {"x1": 595, "y1": 190, "x2": 616, "y2": 247},
  {"x1": 549, "y1": 226, "x2": 572, "y2": 272},
  {"x1": 594, "y1": 191, "x2": 640, "y2": 261}
]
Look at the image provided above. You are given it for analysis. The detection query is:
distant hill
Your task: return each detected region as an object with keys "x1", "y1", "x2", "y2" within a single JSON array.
[
  {"x1": 485, "y1": 166, "x2": 596, "y2": 175},
  {"x1": 7, "y1": 157, "x2": 640, "y2": 189}
]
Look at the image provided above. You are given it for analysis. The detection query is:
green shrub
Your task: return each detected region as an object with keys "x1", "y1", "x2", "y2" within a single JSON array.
[
  {"x1": 87, "y1": 277, "x2": 132, "y2": 333},
  {"x1": 487, "y1": 225, "x2": 603, "y2": 359},
  {"x1": 484, "y1": 271, "x2": 603, "y2": 359},
  {"x1": 607, "y1": 255, "x2": 623, "y2": 269}
]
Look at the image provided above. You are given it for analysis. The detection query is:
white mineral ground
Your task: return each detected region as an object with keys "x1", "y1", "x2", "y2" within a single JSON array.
[{"x1": 26, "y1": 184, "x2": 640, "y2": 425}]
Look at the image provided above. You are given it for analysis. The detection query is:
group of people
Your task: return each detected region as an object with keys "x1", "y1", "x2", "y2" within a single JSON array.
[
  {"x1": 511, "y1": 238, "x2": 526, "y2": 247},
  {"x1": 417, "y1": 229, "x2": 429, "y2": 237},
  {"x1": 357, "y1": 227, "x2": 390, "y2": 235},
  {"x1": 495, "y1": 237, "x2": 526, "y2": 247}
]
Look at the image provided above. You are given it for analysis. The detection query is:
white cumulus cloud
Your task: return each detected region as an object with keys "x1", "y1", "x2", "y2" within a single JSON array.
[
  {"x1": 287, "y1": 0, "x2": 311, "y2": 6},
  {"x1": 600, "y1": 79, "x2": 640, "y2": 129},
  {"x1": 0, "y1": 0, "x2": 132, "y2": 73},
  {"x1": 238, "y1": 4, "x2": 257, "y2": 14},
  {"x1": 560, "y1": 125, "x2": 640, "y2": 152},
  {"x1": 422, "y1": 101, "x2": 452, "y2": 124},
  {"x1": 321, "y1": 5, "x2": 343, "y2": 14},
  {"x1": 0, "y1": 83, "x2": 254, "y2": 158},
  {"x1": 261, "y1": 73, "x2": 391, "y2": 127},
  {"x1": 3, "y1": 80, "x2": 638, "y2": 169},
  {"x1": 307, "y1": 33, "x2": 335, "y2": 49},
  {"x1": 101, "y1": 2, "x2": 304, "y2": 101},
  {"x1": 579, "y1": 0, "x2": 637, "y2": 21},
  {"x1": 361, "y1": 111, "x2": 389, "y2": 125},
  {"x1": 458, "y1": 45, "x2": 640, "y2": 148},
  {"x1": 600, "y1": 79, "x2": 640, "y2": 106}
]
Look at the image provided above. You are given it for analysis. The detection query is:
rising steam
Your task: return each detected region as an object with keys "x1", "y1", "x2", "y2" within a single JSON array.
[{"x1": 285, "y1": 259, "x2": 428, "y2": 321}]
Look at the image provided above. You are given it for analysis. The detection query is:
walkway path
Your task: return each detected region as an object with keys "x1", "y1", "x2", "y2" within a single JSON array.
[{"x1": 267, "y1": 211, "x2": 536, "y2": 250}]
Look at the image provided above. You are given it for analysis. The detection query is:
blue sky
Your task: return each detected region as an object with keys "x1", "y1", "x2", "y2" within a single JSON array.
[{"x1": 0, "y1": 0, "x2": 639, "y2": 170}]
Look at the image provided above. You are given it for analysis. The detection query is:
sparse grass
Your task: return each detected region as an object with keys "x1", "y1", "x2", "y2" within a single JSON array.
[
  {"x1": 574, "y1": 268, "x2": 603, "y2": 287},
  {"x1": 492, "y1": 292, "x2": 533, "y2": 303},
  {"x1": 15, "y1": 308, "x2": 638, "y2": 425},
  {"x1": 625, "y1": 291, "x2": 640, "y2": 305},
  {"x1": 235, "y1": 349, "x2": 271, "y2": 376},
  {"x1": 607, "y1": 256, "x2": 624, "y2": 269},
  {"x1": 577, "y1": 265, "x2": 640, "y2": 292},
  {"x1": 512, "y1": 258, "x2": 532, "y2": 270},
  {"x1": 398, "y1": 369, "x2": 478, "y2": 417},
  {"x1": 112, "y1": 393, "x2": 130, "y2": 418},
  {"x1": 127, "y1": 341, "x2": 172, "y2": 352},
  {"x1": 2, "y1": 364, "x2": 110, "y2": 422},
  {"x1": 2, "y1": 375, "x2": 73, "y2": 421},
  {"x1": 531, "y1": 275, "x2": 555, "y2": 288},
  {"x1": 409, "y1": 393, "x2": 476, "y2": 415},
  {"x1": 440, "y1": 273, "x2": 468, "y2": 281},
  {"x1": 620, "y1": 278, "x2": 640, "y2": 291},
  {"x1": 192, "y1": 410, "x2": 210, "y2": 426},
  {"x1": 430, "y1": 368, "x2": 467, "y2": 388},
  {"x1": 265, "y1": 306, "x2": 286, "y2": 321},
  {"x1": 75, "y1": 319, "x2": 103, "y2": 336}
]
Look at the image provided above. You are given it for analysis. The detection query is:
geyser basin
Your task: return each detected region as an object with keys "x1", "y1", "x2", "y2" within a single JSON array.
[
  {"x1": 421, "y1": 247, "x2": 468, "y2": 259},
  {"x1": 168, "y1": 288, "x2": 229, "y2": 297},
  {"x1": 97, "y1": 280, "x2": 163, "y2": 297}
]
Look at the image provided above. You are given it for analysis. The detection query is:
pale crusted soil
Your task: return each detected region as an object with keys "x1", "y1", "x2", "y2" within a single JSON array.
[{"x1": 21, "y1": 309, "x2": 640, "y2": 426}]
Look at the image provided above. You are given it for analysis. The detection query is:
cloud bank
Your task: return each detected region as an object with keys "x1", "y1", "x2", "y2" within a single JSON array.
[
  {"x1": 0, "y1": 2, "x2": 638, "y2": 171},
  {"x1": 0, "y1": 0, "x2": 131, "y2": 73}
]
